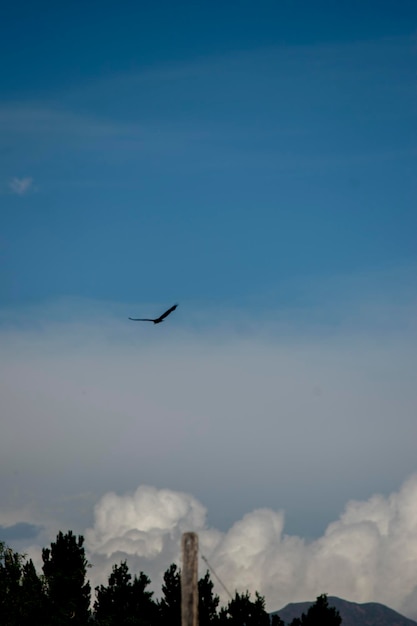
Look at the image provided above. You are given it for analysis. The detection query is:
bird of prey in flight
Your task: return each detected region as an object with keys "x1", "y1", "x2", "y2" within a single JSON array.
[{"x1": 129, "y1": 304, "x2": 178, "y2": 324}]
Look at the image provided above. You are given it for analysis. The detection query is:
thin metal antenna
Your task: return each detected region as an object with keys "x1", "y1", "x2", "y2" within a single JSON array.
[{"x1": 201, "y1": 554, "x2": 233, "y2": 600}]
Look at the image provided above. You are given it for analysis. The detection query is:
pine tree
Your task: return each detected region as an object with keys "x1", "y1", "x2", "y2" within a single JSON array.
[
  {"x1": 42, "y1": 530, "x2": 91, "y2": 625},
  {"x1": 0, "y1": 542, "x2": 46, "y2": 626},
  {"x1": 198, "y1": 569, "x2": 220, "y2": 626},
  {"x1": 219, "y1": 590, "x2": 270, "y2": 626},
  {"x1": 94, "y1": 560, "x2": 157, "y2": 626},
  {"x1": 158, "y1": 563, "x2": 181, "y2": 626},
  {"x1": 270, "y1": 614, "x2": 285, "y2": 626},
  {"x1": 0, "y1": 542, "x2": 23, "y2": 625},
  {"x1": 289, "y1": 594, "x2": 342, "y2": 626},
  {"x1": 20, "y1": 558, "x2": 48, "y2": 625}
]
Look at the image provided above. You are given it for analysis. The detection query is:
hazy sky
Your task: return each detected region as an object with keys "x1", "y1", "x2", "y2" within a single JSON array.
[{"x1": 1, "y1": 0, "x2": 417, "y2": 618}]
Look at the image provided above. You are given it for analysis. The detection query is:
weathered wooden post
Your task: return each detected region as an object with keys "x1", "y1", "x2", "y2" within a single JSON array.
[{"x1": 181, "y1": 532, "x2": 199, "y2": 626}]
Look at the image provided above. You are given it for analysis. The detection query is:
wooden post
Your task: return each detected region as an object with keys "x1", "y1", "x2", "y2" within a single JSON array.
[{"x1": 181, "y1": 532, "x2": 199, "y2": 626}]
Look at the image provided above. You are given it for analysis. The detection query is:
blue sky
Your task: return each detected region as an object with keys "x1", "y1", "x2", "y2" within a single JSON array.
[
  {"x1": 1, "y1": 0, "x2": 417, "y2": 616},
  {"x1": 1, "y1": 0, "x2": 416, "y2": 308}
]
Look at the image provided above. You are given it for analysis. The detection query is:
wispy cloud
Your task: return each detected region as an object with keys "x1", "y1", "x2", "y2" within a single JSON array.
[{"x1": 9, "y1": 176, "x2": 34, "y2": 196}]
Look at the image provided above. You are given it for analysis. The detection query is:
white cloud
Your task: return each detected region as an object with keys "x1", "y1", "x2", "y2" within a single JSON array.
[
  {"x1": 81, "y1": 476, "x2": 417, "y2": 619},
  {"x1": 9, "y1": 176, "x2": 34, "y2": 195}
]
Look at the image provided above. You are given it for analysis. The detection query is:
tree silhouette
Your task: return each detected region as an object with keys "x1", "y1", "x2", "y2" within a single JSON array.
[
  {"x1": 94, "y1": 560, "x2": 157, "y2": 626},
  {"x1": 0, "y1": 542, "x2": 24, "y2": 625},
  {"x1": 42, "y1": 530, "x2": 91, "y2": 625},
  {"x1": 20, "y1": 558, "x2": 48, "y2": 625},
  {"x1": 158, "y1": 563, "x2": 220, "y2": 625},
  {"x1": 0, "y1": 542, "x2": 46, "y2": 626},
  {"x1": 199, "y1": 569, "x2": 220, "y2": 626},
  {"x1": 159, "y1": 563, "x2": 181, "y2": 626},
  {"x1": 289, "y1": 594, "x2": 342, "y2": 626},
  {"x1": 219, "y1": 590, "x2": 270, "y2": 626},
  {"x1": 1, "y1": 534, "x2": 343, "y2": 626}
]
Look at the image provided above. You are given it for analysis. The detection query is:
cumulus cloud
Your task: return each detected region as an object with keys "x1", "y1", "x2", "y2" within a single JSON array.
[
  {"x1": 9, "y1": 176, "x2": 34, "y2": 195},
  {"x1": 87, "y1": 486, "x2": 208, "y2": 559},
  {"x1": 85, "y1": 486, "x2": 222, "y2": 592},
  {"x1": 84, "y1": 477, "x2": 417, "y2": 620}
]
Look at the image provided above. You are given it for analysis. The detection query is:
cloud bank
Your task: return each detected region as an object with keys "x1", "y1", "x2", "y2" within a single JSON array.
[{"x1": 84, "y1": 476, "x2": 417, "y2": 619}]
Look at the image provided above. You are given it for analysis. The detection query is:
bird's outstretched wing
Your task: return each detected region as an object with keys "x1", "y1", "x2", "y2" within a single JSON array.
[
  {"x1": 128, "y1": 317, "x2": 155, "y2": 322},
  {"x1": 128, "y1": 304, "x2": 178, "y2": 323},
  {"x1": 156, "y1": 304, "x2": 178, "y2": 322}
]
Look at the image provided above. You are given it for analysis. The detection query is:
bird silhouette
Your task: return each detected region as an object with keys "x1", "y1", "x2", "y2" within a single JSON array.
[{"x1": 129, "y1": 304, "x2": 178, "y2": 324}]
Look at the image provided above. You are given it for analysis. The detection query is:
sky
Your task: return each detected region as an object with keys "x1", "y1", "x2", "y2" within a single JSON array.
[{"x1": 1, "y1": 0, "x2": 417, "y2": 618}]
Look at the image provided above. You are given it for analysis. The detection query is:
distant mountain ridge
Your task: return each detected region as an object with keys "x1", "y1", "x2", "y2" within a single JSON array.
[{"x1": 272, "y1": 596, "x2": 417, "y2": 626}]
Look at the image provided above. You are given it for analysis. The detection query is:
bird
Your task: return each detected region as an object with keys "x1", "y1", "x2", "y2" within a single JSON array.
[{"x1": 129, "y1": 304, "x2": 178, "y2": 324}]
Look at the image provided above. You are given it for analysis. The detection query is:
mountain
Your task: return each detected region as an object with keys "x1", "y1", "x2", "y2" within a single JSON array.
[{"x1": 272, "y1": 596, "x2": 417, "y2": 626}]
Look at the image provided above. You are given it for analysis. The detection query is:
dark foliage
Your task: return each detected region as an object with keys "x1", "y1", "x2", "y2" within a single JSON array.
[
  {"x1": 288, "y1": 594, "x2": 342, "y2": 626},
  {"x1": 42, "y1": 530, "x2": 91, "y2": 625},
  {"x1": 270, "y1": 614, "x2": 285, "y2": 626},
  {"x1": 94, "y1": 560, "x2": 157, "y2": 625},
  {"x1": 10, "y1": 531, "x2": 400, "y2": 626},
  {"x1": 20, "y1": 558, "x2": 48, "y2": 624},
  {"x1": 219, "y1": 590, "x2": 270, "y2": 626},
  {"x1": 199, "y1": 569, "x2": 220, "y2": 626},
  {"x1": 276, "y1": 596, "x2": 417, "y2": 626},
  {"x1": 158, "y1": 563, "x2": 181, "y2": 626},
  {"x1": 0, "y1": 541, "x2": 47, "y2": 626},
  {"x1": 0, "y1": 542, "x2": 22, "y2": 624}
]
